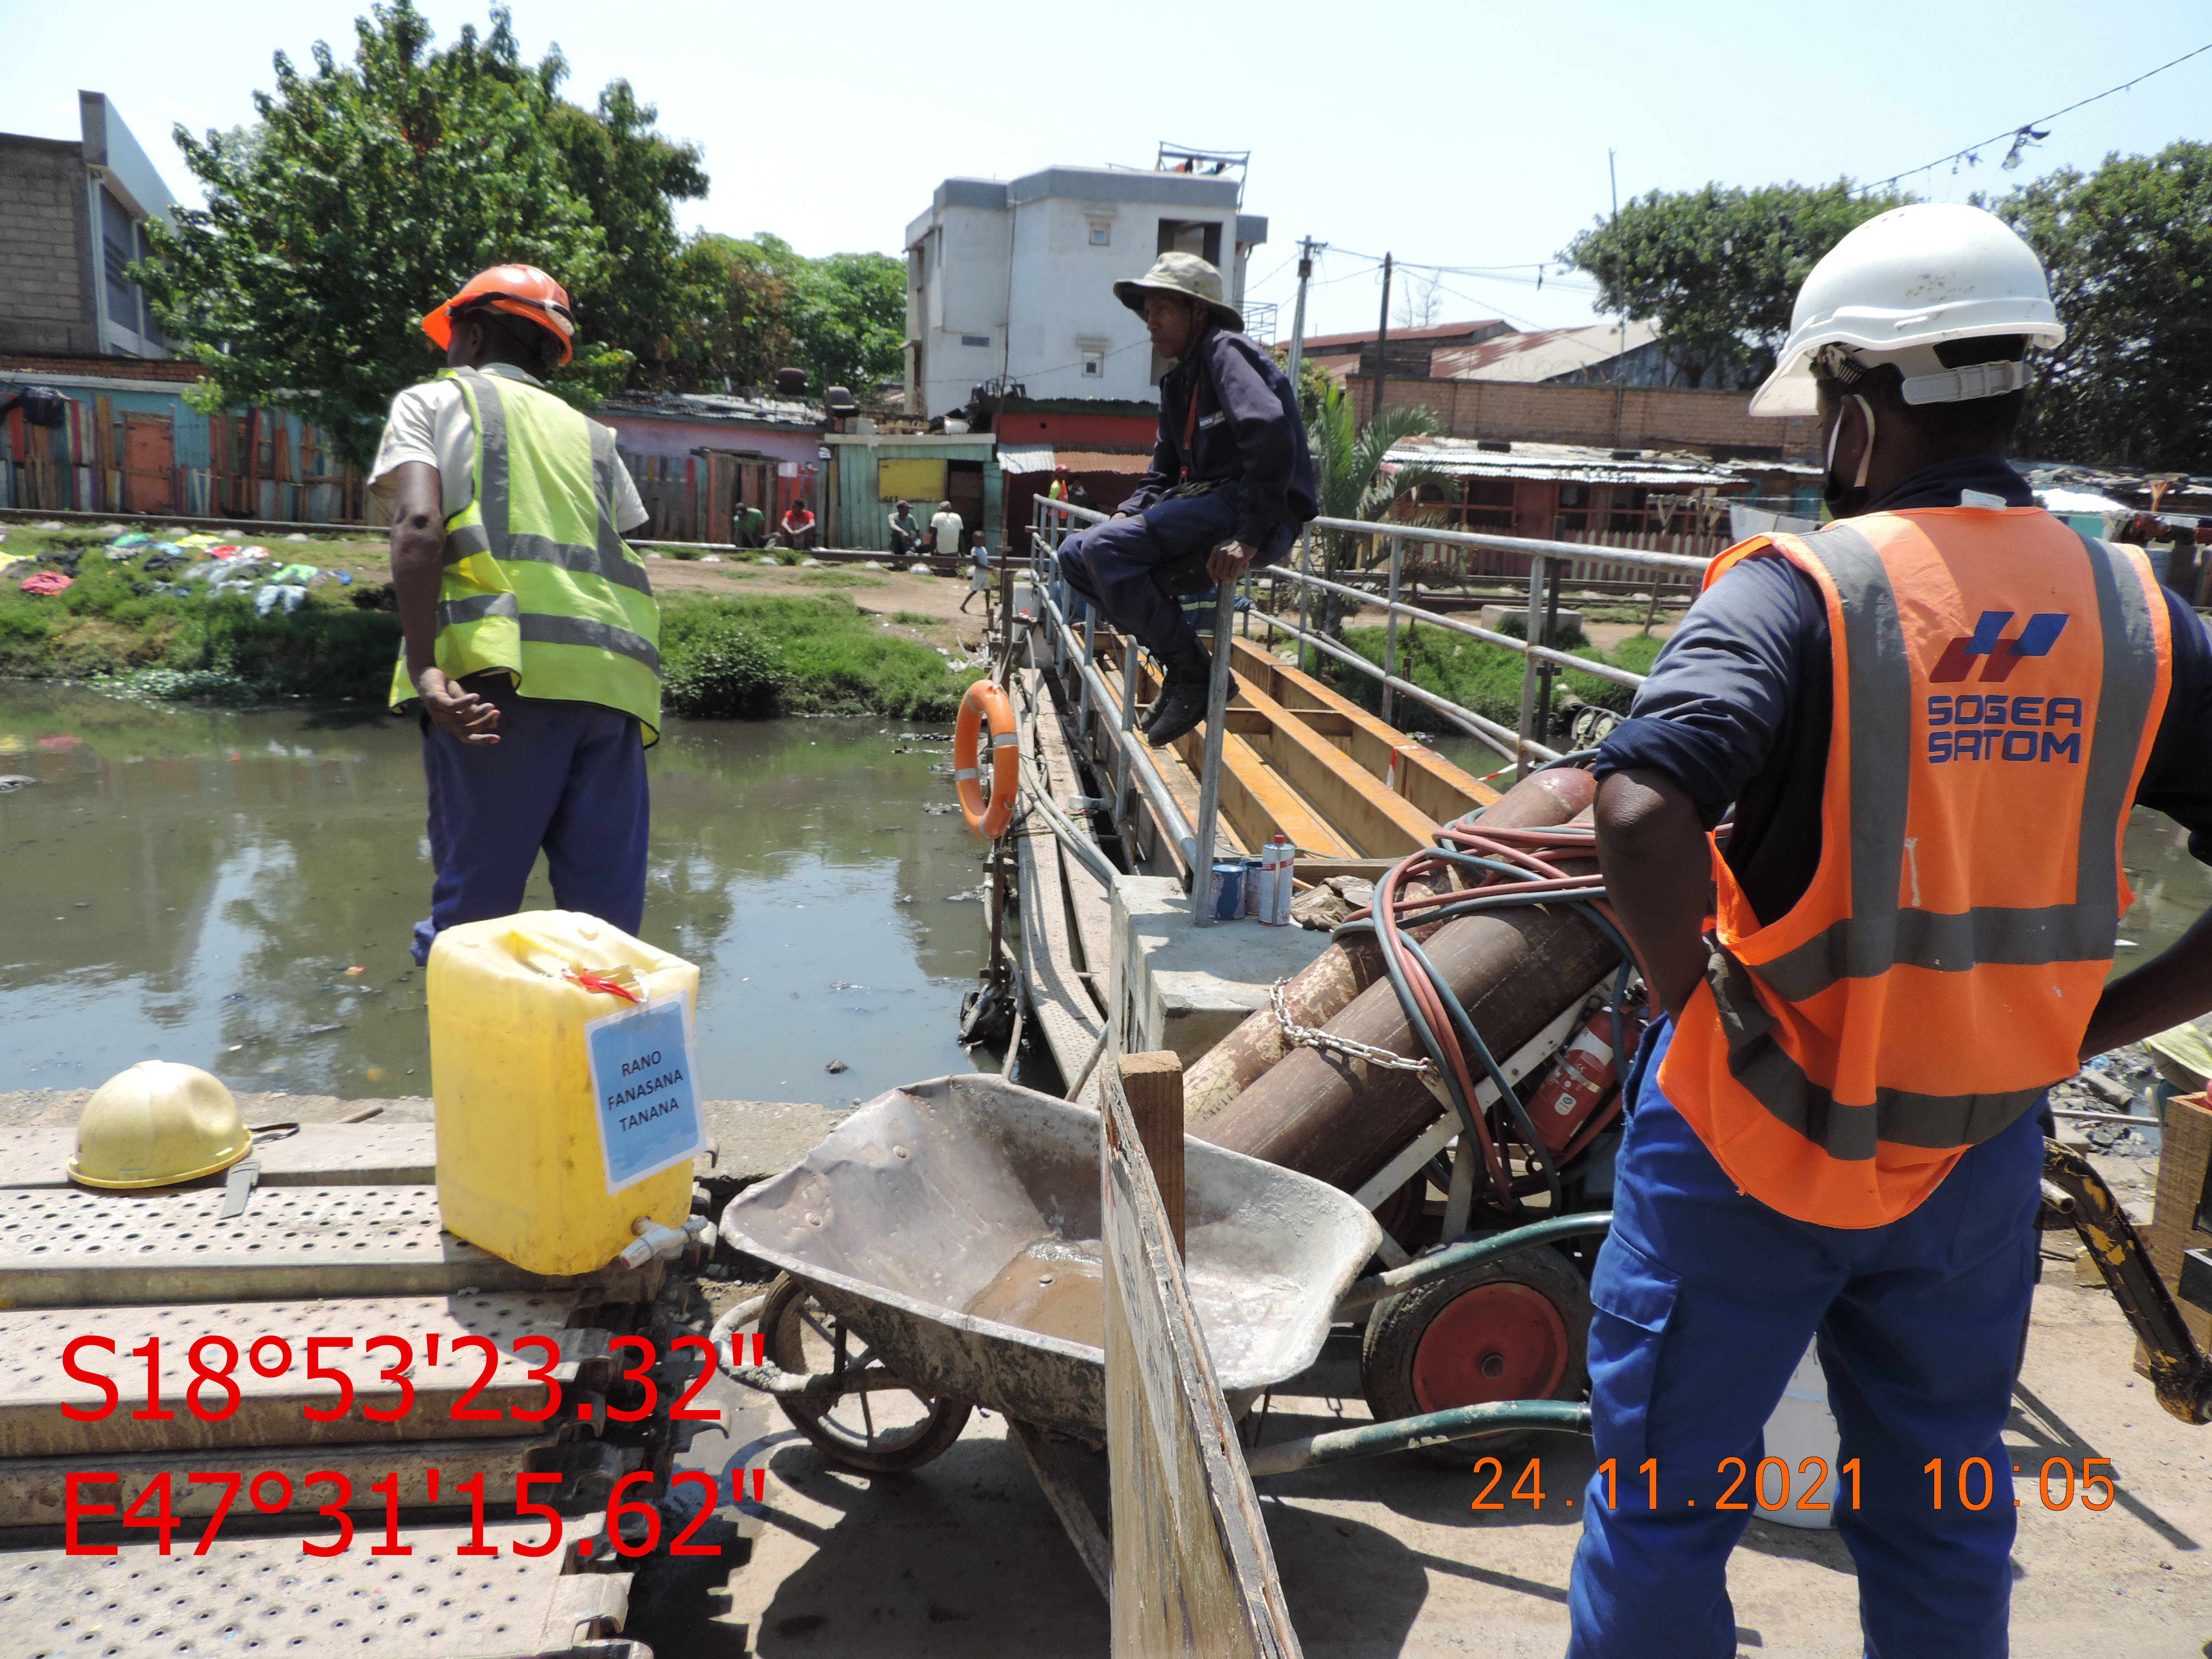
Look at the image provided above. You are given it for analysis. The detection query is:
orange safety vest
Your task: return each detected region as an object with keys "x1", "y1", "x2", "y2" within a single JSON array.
[{"x1": 1659, "y1": 508, "x2": 2172, "y2": 1228}]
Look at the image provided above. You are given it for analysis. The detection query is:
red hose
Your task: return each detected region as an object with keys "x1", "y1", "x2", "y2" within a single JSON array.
[{"x1": 1356, "y1": 820, "x2": 1646, "y2": 1214}]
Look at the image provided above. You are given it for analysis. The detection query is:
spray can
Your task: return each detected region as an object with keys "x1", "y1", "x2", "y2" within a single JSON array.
[
  {"x1": 1266, "y1": 835, "x2": 1295, "y2": 926},
  {"x1": 1525, "y1": 1012, "x2": 1636, "y2": 1152},
  {"x1": 1242, "y1": 856, "x2": 1267, "y2": 918},
  {"x1": 1254, "y1": 839, "x2": 1283, "y2": 923}
]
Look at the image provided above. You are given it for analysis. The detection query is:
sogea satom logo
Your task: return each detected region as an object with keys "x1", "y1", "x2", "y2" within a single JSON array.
[{"x1": 1926, "y1": 610, "x2": 2081, "y2": 764}]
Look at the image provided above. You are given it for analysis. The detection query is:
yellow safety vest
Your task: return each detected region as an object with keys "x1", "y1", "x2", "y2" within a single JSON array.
[{"x1": 387, "y1": 367, "x2": 662, "y2": 742}]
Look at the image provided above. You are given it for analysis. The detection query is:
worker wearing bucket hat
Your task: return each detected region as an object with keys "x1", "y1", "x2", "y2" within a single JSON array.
[
  {"x1": 1054, "y1": 252, "x2": 1316, "y2": 746},
  {"x1": 369, "y1": 264, "x2": 660, "y2": 966},
  {"x1": 1573, "y1": 203, "x2": 2212, "y2": 1654}
]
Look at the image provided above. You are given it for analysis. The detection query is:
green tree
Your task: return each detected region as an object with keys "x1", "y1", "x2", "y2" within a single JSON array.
[
  {"x1": 135, "y1": 2, "x2": 700, "y2": 463},
  {"x1": 1561, "y1": 181, "x2": 1910, "y2": 388},
  {"x1": 1302, "y1": 383, "x2": 1445, "y2": 634},
  {"x1": 666, "y1": 235, "x2": 905, "y2": 403},
  {"x1": 670, "y1": 234, "x2": 796, "y2": 391},
  {"x1": 542, "y1": 80, "x2": 708, "y2": 390},
  {"x1": 1988, "y1": 142, "x2": 2212, "y2": 472}
]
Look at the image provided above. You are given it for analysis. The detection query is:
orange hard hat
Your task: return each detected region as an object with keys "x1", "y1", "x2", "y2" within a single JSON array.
[{"x1": 421, "y1": 264, "x2": 576, "y2": 366}]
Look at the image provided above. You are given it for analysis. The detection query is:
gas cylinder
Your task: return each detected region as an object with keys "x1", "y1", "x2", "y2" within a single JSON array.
[{"x1": 1525, "y1": 1012, "x2": 1636, "y2": 1153}]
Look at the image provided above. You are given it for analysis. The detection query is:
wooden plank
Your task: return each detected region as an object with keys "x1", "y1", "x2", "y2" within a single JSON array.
[
  {"x1": 1229, "y1": 638, "x2": 1499, "y2": 825},
  {"x1": 2146, "y1": 1093, "x2": 2212, "y2": 1355},
  {"x1": 1110, "y1": 646, "x2": 1353, "y2": 858},
  {"x1": 1121, "y1": 1051, "x2": 1186, "y2": 1258},
  {"x1": 1013, "y1": 673, "x2": 1108, "y2": 1098},
  {"x1": 1204, "y1": 677, "x2": 1440, "y2": 856},
  {"x1": 1009, "y1": 1418, "x2": 1113, "y2": 1599},
  {"x1": 1028, "y1": 672, "x2": 1117, "y2": 988},
  {"x1": 1103, "y1": 1054, "x2": 1300, "y2": 1657}
]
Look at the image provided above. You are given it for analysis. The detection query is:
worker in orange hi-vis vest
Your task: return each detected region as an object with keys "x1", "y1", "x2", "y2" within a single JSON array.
[{"x1": 1570, "y1": 203, "x2": 2212, "y2": 1658}]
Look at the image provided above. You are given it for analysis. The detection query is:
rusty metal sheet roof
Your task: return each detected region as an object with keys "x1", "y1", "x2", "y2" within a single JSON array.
[{"x1": 1384, "y1": 438, "x2": 1739, "y2": 489}]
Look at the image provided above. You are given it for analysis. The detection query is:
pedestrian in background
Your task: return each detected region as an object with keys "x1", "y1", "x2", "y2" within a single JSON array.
[
  {"x1": 930, "y1": 499, "x2": 964, "y2": 556},
  {"x1": 732, "y1": 497, "x2": 765, "y2": 548},
  {"x1": 371, "y1": 264, "x2": 659, "y2": 967},
  {"x1": 959, "y1": 529, "x2": 993, "y2": 619},
  {"x1": 889, "y1": 499, "x2": 922, "y2": 557},
  {"x1": 776, "y1": 498, "x2": 816, "y2": 549}
]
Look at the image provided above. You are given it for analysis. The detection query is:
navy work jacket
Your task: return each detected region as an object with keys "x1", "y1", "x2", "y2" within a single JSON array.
[{"x1": 1117, "y1": 326, "x2": 1318, "y2": 550}]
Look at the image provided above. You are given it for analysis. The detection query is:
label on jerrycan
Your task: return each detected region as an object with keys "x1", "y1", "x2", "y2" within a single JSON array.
[{"x1": 586, "y1": 994, "x2": 706, "y2": 1193}]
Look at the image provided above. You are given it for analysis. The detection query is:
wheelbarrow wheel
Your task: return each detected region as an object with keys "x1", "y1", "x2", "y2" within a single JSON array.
[
  {"x1": 760, "y1": 1274, "x2": 974, "y2": 1474},
  {"x1": 1359, "y1": 1240, "x2": 1592, "y2": 1469}
]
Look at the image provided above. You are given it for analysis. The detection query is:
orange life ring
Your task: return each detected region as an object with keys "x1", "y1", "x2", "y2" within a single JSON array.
[{"x1": 955, "y1": 678, "x2": 1020, "y2": 840}]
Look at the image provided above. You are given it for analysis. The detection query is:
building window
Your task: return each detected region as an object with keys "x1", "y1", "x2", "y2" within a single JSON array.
[
  {"x1": 1156, "y1": 218, "x2": 1222, "y2": 267},
  {"x1": 960, "y1": 334, "x2": 991, "y2": 348},
  {"x1": 100, "y1": 187, "x2": 145, "y2": 338},
  {"x1": 1081, "y1": 349, "x2": 1105, "y2": 379},
  {"x1": 1088, "y1": 223, "x2": 1111, "y2": 247}
]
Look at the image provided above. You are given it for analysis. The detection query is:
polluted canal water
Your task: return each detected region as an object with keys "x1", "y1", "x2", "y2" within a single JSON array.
[{"x1": 0, "y1": 687, "x2": 985, "y2": 1107}]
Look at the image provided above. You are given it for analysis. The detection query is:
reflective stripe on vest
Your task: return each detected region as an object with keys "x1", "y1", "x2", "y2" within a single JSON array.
[
  {"x1": 1657, "y1": 508, "x2": 2171, "y2": 1228},
  {"x1": 387, "y1": 368, "x2": 661, "y2": 739}
]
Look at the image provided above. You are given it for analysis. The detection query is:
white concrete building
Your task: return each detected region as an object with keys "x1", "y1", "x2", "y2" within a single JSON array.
[{"x1": 904, "y1": 166, "x2": 1267, "y2": 418}]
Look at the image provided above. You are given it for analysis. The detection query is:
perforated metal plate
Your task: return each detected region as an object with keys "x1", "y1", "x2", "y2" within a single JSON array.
[
  {"x1": 0, "y1": 1514, "x2": 632, "y2": 1659},
  {"x1": 0, "y1": 1294, "x2": 612, "y2": 1457},
  {"x1": 0, "y1": 1187, "x2": 659, "y2": 1308},
  {"x1": 2, "y1": 1126, "x2": 438, "y2": 1192}
]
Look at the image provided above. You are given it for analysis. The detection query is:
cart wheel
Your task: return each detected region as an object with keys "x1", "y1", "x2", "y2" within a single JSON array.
[
  {"x1": 760, "y1": 1274, "x2": 974, "y2": 1474},
  {"x1": 1359, "y1": 1241, "x2": 1592, "y2": 1469}
]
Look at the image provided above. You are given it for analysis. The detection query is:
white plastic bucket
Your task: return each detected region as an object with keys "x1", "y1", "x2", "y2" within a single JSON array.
[{"x1": 1757, "y1": 1341, "x2": 1840, "y2": 1529}]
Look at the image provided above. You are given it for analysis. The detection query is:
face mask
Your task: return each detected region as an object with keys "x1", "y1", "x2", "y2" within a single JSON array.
[{"x1": 1822, "y1": 394, "x2": 1876, "y2": 516}]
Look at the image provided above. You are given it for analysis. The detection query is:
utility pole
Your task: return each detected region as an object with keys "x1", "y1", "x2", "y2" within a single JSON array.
[
  {"x1": 1371, "y1": 253, "x2": 1394, "y2": 429},
  {"x1": 1285, "y1": 238, "x2": 1321, "y2": 394},
  {"x1": 1609, "y1": 151, "x2": 1627, "y2": 450}
]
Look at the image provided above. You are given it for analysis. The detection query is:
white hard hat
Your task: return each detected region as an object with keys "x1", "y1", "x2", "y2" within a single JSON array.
[{"x1": 1749, "y1": 202, "x2": 2064, "y2": 418}]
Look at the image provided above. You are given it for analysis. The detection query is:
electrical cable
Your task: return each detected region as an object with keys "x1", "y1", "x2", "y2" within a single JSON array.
[{"x1": 1860, "y1": 42, "x2": 2212, "y2": 194}]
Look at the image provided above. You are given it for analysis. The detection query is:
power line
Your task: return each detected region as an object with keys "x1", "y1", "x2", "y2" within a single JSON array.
[{"x1": 1861, "y1": 41, "x2": 2212, "y2": 193}]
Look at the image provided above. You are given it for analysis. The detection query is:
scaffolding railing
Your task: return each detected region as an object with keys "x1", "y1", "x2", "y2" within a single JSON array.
[{"x1": 1026, "y1": 497, "x2": 1715, "y2": 925}]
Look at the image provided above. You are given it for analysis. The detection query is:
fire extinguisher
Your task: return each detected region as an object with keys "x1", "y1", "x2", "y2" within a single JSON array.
[{"x1": 1525, "y1": 1009, "x2": 1640, "y2": 1153}]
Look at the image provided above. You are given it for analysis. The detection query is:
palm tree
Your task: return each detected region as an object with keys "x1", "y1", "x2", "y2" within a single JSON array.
[{"x1": 1301, "y1": 382, "x2": 1448, "y2": 637}]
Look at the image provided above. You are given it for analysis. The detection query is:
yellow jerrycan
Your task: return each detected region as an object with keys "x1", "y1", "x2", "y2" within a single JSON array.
[{"x1": 429, "y1": 911, "x2": 702, "y2": 1275}]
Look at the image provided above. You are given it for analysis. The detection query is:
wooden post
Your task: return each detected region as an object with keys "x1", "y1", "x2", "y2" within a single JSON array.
[
  {"x1": 1120, "y1": 1051, "x2": 1186, "y2": 1258},
  {"x1": 1101, "y1": 1049, "x2": 1299, "y2": 1656}
]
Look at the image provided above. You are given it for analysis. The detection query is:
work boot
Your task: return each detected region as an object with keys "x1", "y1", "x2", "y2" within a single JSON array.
[{"x1": 1144, "y1": 646, "x2": 1214, "y2": 747}]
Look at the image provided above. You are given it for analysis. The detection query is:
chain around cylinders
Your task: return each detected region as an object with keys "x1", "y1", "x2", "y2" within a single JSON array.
[{"x1": 1268, "y1": 978, "x2": 1439, "y2": 1073}]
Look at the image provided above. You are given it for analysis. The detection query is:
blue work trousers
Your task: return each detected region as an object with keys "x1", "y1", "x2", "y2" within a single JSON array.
[
  {"x1": 1566, "y1": 1016, "x2": 2043, "y2": 1659},
  {"x1": 413, "y1": 678, "x2": 651, "y2": 965},
  {"x1": 1055, "y1": 490, "x2": 1294, "y2": 661}
]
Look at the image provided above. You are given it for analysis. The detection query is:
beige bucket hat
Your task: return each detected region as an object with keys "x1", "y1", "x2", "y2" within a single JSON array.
[{"x1": 1113, "y1": 252, "x2": 1242, "y2": 332}]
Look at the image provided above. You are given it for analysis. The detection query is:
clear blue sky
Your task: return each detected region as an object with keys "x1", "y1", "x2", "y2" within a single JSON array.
[{"x1": 4, "y1": 0, "x2": 2203, "y2": 340}]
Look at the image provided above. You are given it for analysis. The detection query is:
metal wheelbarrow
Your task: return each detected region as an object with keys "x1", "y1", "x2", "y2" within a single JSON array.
[{"x1": 717, "y1": 1073, "x2": 1607, "y2": 1479}]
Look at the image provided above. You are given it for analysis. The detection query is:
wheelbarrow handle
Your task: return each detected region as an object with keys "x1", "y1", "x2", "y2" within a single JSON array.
[
  {"x1": 720, "y1": 1359, "x2": 939, "y2": 1402},
  {"x1": 1334, "y1": 1212, "x2": 1614, "y2": 1317},
  {"x1": 1245, "y1": 1399, "x2": 1593, "y2": 1477}
]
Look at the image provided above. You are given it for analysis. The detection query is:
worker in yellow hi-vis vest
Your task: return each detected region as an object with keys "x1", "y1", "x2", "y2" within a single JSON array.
[{"x1": 369, "y1": 264, "x2": 660, "y2": 965}]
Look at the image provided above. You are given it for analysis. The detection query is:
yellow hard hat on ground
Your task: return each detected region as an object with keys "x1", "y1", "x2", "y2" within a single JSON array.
[{"x1": 70, "y1": 1061, "x2": 253, "y2": 1189}]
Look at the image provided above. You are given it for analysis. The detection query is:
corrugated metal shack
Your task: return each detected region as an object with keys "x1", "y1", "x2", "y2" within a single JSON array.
[
  {"x1": 1381, "y1": 436, "x2": 1751, "y2": 586},
  {"x1": 825, "y1": 431, "x2": 1002, "y2": 553},
  {"x1": 0, "y1": 355, "x2": 367, "y2": 522},
  {"x1": 591, "y1": 391, "x2": 827, "y2": 544}
]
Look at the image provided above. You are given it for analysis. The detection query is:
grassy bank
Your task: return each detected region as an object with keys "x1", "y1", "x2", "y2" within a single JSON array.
[
  {"x1": 0, "y1": 525, "x2": 978, "y2": 718},
  {"x1": 1321, "y1": 620, "x2": 1663, "y2": 736}
]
